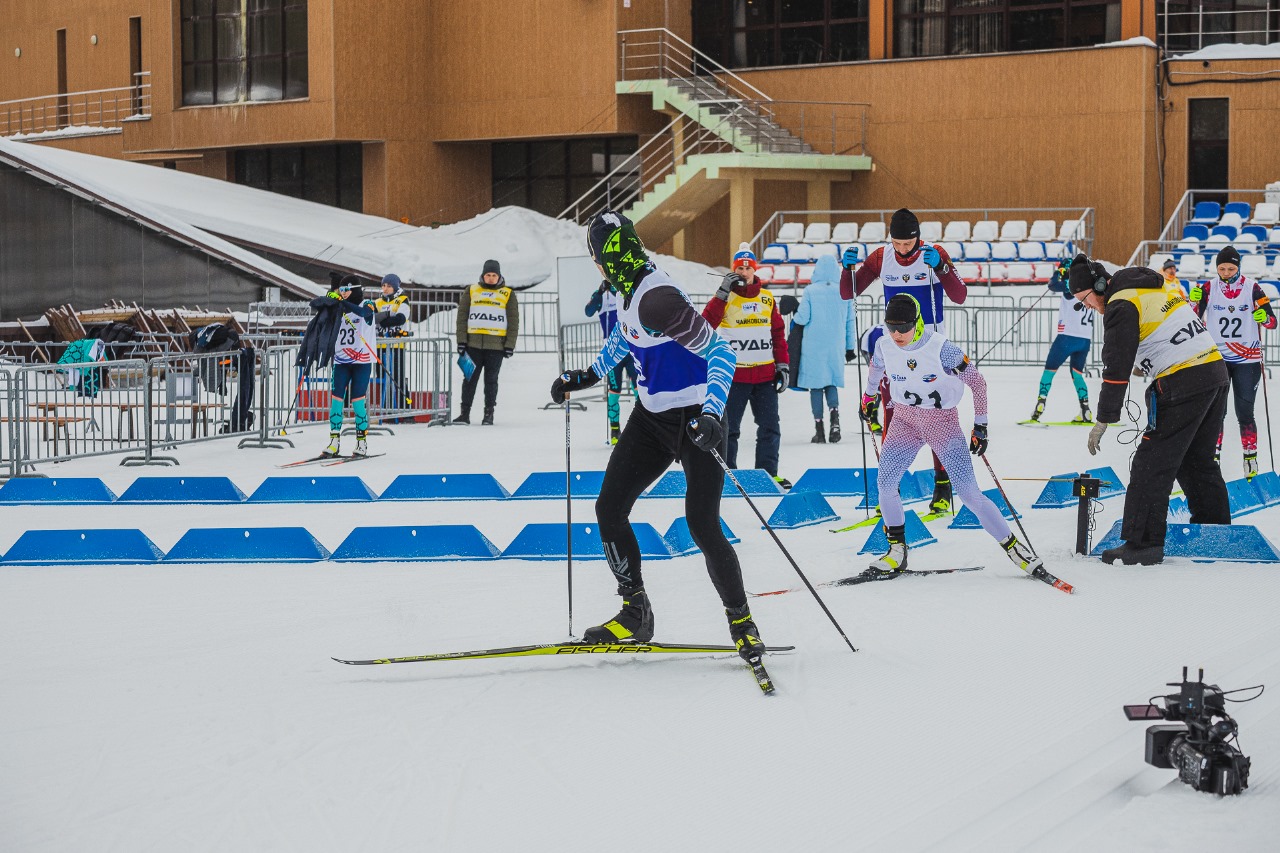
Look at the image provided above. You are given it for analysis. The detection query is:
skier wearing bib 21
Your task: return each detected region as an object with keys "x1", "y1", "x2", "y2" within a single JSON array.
[
  {"x1": 550, "y1": 211, "x2": 766, "y2": 662},
  {"x1": 861, "y1": 294, "x2": 1042, "y2": 575}
]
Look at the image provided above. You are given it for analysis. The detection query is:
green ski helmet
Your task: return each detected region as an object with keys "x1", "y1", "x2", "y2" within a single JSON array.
[{"x1": 587, "y1": 210, "x2": 649, "y2": 296}]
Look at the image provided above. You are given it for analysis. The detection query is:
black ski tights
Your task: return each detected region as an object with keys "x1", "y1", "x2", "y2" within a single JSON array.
[{"x1": 595, "y1": 402, "x2": 747, "y2": 609}]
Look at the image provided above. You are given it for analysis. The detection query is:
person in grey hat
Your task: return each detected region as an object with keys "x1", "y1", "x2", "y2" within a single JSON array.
[
  {"x1": 1159, "y1": 257, "x2": 1182, "y2": 291},
  {"x1": 455, "y1": 259, "x2": 519, "y2": 425}
]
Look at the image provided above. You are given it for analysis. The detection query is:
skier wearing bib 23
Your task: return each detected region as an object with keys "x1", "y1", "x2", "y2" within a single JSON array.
[
  {"x1": 862, "y1": 295, "x2": 1042, "y2": 576},
  {"x1": 550, "y1": 211, "x2": 766, "y2": 662}
]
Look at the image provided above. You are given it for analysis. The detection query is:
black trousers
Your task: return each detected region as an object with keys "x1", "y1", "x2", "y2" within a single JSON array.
[
  {"x1": 1123, "y1": 383, "x2": 1231, "y2": 548},
  {"x1": 595, "y1": 401, "x2": 747, "y2": 609},
  {"x1": 1225, "y1": 360, "x2": 1263, "y2": 429},
  {"x1": 460, "y1": 346, "x2": 504, "y2": 414}
]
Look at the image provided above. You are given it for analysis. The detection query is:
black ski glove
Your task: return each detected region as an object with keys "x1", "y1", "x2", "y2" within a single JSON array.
[
  {"x1": 773, "y1": 363, "x2": 789, "y2": 394},
  {"x1": 551, "y1": 368, "x2": 599, "y2": 404},
  {"x1": 503, "y1": 348, "x2": 514, "y2": 359},
  {"x1": 457, "y1": 343, "x2": 467, "y2": 356},
  {"x1": 845, "y1": 349, "x2": 856, "y2": 364},
  {"x1": 686, "y1": 412, "x2": 724, "y2": 452},
  {"x1": 969, "y1": 423, "x2": 989, "y2": 456}
]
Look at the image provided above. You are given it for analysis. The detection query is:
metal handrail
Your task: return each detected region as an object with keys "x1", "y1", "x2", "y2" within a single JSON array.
[
  {"x1": 1, "y1": 72, "x2": 151, "y2": 137},
  {"x1": 618, "y1": 28, "x2": 772, "y2": 104},
  {"x1": 1158, "y1": 2, "x2": 1280, "y2": 55}
]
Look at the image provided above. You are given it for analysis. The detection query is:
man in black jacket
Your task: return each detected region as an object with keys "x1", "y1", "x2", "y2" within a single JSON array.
[{"x1": 1067, "y1": 255, "x2": 1231, "y2": 565}]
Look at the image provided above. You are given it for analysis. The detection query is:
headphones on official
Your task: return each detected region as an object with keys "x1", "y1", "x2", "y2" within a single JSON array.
[{"x1": 1082, "y1": 260, "x2": 1108, "y2": 294}]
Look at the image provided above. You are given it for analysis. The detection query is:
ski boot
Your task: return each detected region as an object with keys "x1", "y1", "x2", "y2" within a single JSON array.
[
  {"x1": 481, "y1": 408, "x2": 494, "y2": 426},
  {"x1": 811, "y1": 418, "x2": 826, "y2": 444},
  {"x1": 1074, "y1": 400, "x2": 1093, "y2": 424},
  {"x1": 609, "y1": 421, "x2": 621, "y2": 445},
  {"x1": 726, "y1": 604, "x2": 766, "y2": 661},
  {"x1": 773, "y1": 475, "x2": 793, "y2": 491},
  {"x1": 353, "y1": 431, "x2": 368, "y2": 457},
  {"x1": 869, "y1": 524, "x2": 908, "y2": 573},
  {"x1": 1001, "y1": 535, "x2": 1043, "y2": 574},
  {"x1": 1245, "y1": 451, "x2": 1259, "y2": 480},
  {"x1": 582, "y1": 585, "x2": 654, "y2": 643},
  {"x1": 828, "y1": 410, "x2": 842, "y2": 443},
  {"x1": 929, "y1": 475, "x2": 952, "y2": 515},
  {"x1": 322, "y1": 432, "x2": 341, "y2": 458},
  {"x1": 1030, "y1": 396, "x2": 1046, "y2": 422},
  {"x1": 1100, "y1": 543, "x2": 1164, "y2": 565}
]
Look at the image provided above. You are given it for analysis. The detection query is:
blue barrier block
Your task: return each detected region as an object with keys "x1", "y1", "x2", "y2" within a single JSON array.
[
  {"x1": 644, "y1": 468, "x2": 782, "y2": 498},
  {"x1": 0, "y1": 477, "x2": 116, "y2": 504},
  {"x1": 767, "y1": 490, "x2": 839, "y2": 529},
  {"x1": 510, "y1": 471, "x2": 607, "y2": 500},
  {"x1": 947, "y1": 488, "x2": 1021, "y2": 529},
  {"x1": 857, "y1": 468, "x2": 932, "y2": 509},
  {"x1": 247, "y1": 476, "x2": 376, "y2": 503},
  {"x1": 331, "y1": 525, "x2": 501, "y2": 562},
  {"x1": 1091, "y1": 519, "x2": 1280, "y2": 563},
  {"x1": 1033, "y1": 467, "x2": 1125, "y2": 509},
  {"x1": 116, "y1": 476, "x2": 246, "y2": 504},
  {"x1": 1226, "y1": 477, "x2": 1265, "y2": 518},
  {"x1": 790, "y1": 468, "x2": 875, "y2": 497},
  {"x1": 501, "y1": 523, "x2": 672, "y2": 561},
  {"x1": 1250, "y1": 471, "x2": 1280, "y2": 507},
  {"x1": 858, "y1": 510, "x2": 937, "y2": 555},
  {"x1": 662, "y1": 518, "x2": 740, "y2": 556},
  {"x1": 163, "y1": 528, "x2": 329, "y2": 563},
  {"x1": 1168, "y1": 497, "x2": 1190, "y2": 521},
  {"x1": 378, "y1": 473, "x2": 509, "y2": 501},
  {"x1": 1, "y1": 529, "x2": 163, "y2": 565}
]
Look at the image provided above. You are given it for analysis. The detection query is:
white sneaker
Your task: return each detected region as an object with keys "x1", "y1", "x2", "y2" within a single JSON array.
[
  {"x1": 1002, "y1": 535, "x2": 1043, "y2": 574},
  {"x1": 322, "y1": 434, "x2": 341, "y2": 458}
]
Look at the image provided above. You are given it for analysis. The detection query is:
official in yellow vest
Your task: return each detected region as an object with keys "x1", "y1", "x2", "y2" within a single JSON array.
[
  {"x1": 455, "y1": 259, "x2": 520, "y2": 425},
  {"x1": 369, "y1": 273, "x2": 412, "y2": 411},
  {"x1": 1068, "y1": 256, "x2": 1230, "y2": 566}
]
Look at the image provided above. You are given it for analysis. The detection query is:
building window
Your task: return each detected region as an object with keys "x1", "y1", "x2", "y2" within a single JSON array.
[
  {"x1": 895, "y1": 0, "x2": 1120, "y2": 57},
  {"x1": 492, "y1": 138, "x2": 639, "y2": 218},
  {"x1": 233, "y1": 143, "x2": 362, "y2": 211},
  {"x1": 181, "y1": 0, "x2": 308, "y2": 106},
  {"x1": 1187, "y1": 98, "x2": 1229, "y2": 204},
  {"x1": 1159, "y1": 1, "x2": 1280, "y2": 56},
  {"x1": 693, "y1": 1, "x2": 870, "y2": 69}
]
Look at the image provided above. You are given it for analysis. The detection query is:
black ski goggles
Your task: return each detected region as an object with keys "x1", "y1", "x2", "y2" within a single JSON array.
[{"x1": 884, "y1": 320, "x2": 916, "y2": 334}]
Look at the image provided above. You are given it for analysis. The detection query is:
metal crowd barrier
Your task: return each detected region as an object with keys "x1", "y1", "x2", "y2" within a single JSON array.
[{"x1": 412, "y1": 290, "x2": 562, "y2": 353}]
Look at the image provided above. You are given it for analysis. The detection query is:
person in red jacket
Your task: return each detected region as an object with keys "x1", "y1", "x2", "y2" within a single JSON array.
[
  {"x1": 703, "y1": 243, "x2": 792, "y2": 489},
  {"x1": 845, "y1": 208, "x2": 967, "y2": 515}
]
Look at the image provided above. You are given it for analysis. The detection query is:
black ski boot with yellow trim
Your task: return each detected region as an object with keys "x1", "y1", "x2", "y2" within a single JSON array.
[
  {"x1": 582, "y1": 585, "x2": 654, "y2": 643},
  {"x1": 726, "y1": 604, "x2": 766, "y2": 661}
]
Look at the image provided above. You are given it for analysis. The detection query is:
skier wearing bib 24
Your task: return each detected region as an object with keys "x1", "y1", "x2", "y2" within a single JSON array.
[
  {"x1": 550, "y1": 211, "x2": 766, "y2": 662},
  {"x1": 843, "y1": 208, "x2": 967, "y2": 515},
  {"x1": 862, "y1": 295, "x2": 1042, "y2": 576},
  {"x1": 1028, "y1": 257, "x2": 1095, "y2": 424},
  {"x1": 585, "y1": 280, "x2": 637, "y2": 444},
  {"x1": 1189, "y1": 245, "x2": 1277, "y2": 479}
]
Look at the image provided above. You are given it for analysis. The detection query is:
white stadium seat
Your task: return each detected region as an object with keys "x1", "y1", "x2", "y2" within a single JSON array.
[
  {"x1": 920, "y1": 220, "x2": 943, "y2": 243},
  {"x1": 1241, "y1": 254, "x2": 1268, "y2": 279},
  {"x1": 803, "y1": 222, "x2": 831, "y2": 243},
  {"x1": 1000, "y1": 220, "x2": 1028, "y2": 241},
  {"x1": 1236, "y1": 233, "x2": 1259, "y2": 252},
  {"x1": 1218, "y1": 212, "x2": 1244, "y2": 231},
  {"x1": 1017, "y1": 242, "x2": 1046, "y2": 261},
  {"x1": 990, "y1": 241, "x2": 1018, "y2": 261},
  {"x1": 1250, "y1": 203, "x2": 1279, "y2": 226},
  {"x1": 1043, "y1": 241, "x2": 1068, "y2": 259},
  {"x1": 972, "y1": 220, "x2": 999, "y2": 241},
  {"x1": 985, "y1": 263, "x2": 1008, "y2": 283},
  {"x1": 1176, "y1": 254, "x2": 1207, "y2": 279},
  {"x1": 762, "y1": 244, "x2": 788, "y2": 263},
  {"x1": 770, "y1": 264, "x2": 798, "y2": 284},
  {"x1": 939, "y1": 241, "x2": 964, "y2": 260},
  {"x1": 956, "y1": 262, "x2": 982, "y2": 283},
  {"x1": 860, "y1": 221, "x2": 887, "y2": 243},
  {"x1": 831, "y1": 222, "x2": 860, "y2": 243},
  {"x1": 796, "y1": 264, "x2": 815, "y2": 285},
  {"x1": 1028, "y1": 219, "x2": 1057, "y2": 241},
  {"x1": 809, "y1": 242, "x2": 839, "y2": 259},
  {"x1": 787, "y1": 243, "x2": 817, "y2": 263},
  {"x1": 942, "y1": 221, "x2": 972, "y2": 242},
  {"x1": 1147, "y1": 253, "x2": 1174, "y2": 271},
  {"x1": 777, "y1": 222, "x2": 804, "y2": 243},
  {"x1": 1059, "y1": 220, "x2": 1083, "y2": 241},
  {"x1": 1032, "y1": 262, "x2": 1057, "y2": 282},
  {"x1": 962, "y1": 242, "x2": 991, "y2": 261},
  {"x1": 1005, "y1": 262, "x2": 1034, "y2": 282}
]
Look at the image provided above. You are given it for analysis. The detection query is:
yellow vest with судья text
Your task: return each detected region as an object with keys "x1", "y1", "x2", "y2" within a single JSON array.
[
  {"x1": 1108, "y1": 283, "x2": 1221, "y2": 381},
  {"x1": 467, "y1": 284, "x2": 512, "y2": 336},
  {"x1": 718, "y1": 289, "x2": 777, "y2": 368},
  {"x1": 372, "y1": 293, "x2": 412, "y2": 346}
]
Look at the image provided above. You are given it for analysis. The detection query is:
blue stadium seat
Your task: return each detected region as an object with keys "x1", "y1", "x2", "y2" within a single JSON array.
[
  {"x1": 1181, "y1": 223, "x2": 1210, "y2": 242},
  {"x1": 1190, "y1": 201, "x2": 1221, "y2": 223},
  {"x1": 1242, "y1": 224, "x2": 1268, "y2": 241},
  {"x1": 1224, "y1": 201, "x2": 1251, "y2": 220},
  {"x1": 1210, "y1": 225, "x2": 1238, "y2": 241}
]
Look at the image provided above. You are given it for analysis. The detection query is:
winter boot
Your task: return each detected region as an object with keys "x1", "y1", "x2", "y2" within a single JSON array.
[
  {"x1": 322, "y1": 432, "x2": 341, "y2": 458},
  {"x1": 454, "y1": 411, "x2": 471, "y2": 425},
  {"x1": 1075, "y1": 400, "x2": 1093, "y2": 424},
  {"x1": 353, "y1": 431, "x2": 368, "y2": 457},
  {"x1": 811, "y1": 418, "x2": 826, "y2": 444},
  {"x1": 582, "y1": 586, "x2": 654, "y2": 643},
  {"x1": 1245, "y1": 451, "x2": 1259, "y2": 480},
  {"x1": 1001, "y1": 535, "x2": 1043, "y2": 574},
  {"x1": 929, "y1": 475, "x2": 952, "y2": 515},
  {"x1": 1030, "y1": 396, "x2": 1046, "y2": 422},
  {"x1": 828, "y1": 409, "x2": 842, "y2": 443},
  {"x1": 481, "y1": 408, "x2": 494, "y2": 426},
  {"x1": 1100, "y1": 543, "x2": 1164, "y2": 566},
  {"x1": 609, "y1": 421, "x2": 621, "y2": 445},
  {"x1": 726, "y1": 604, "x2": 766, "y2": 661},
  {"x1": 869, "y1": 524, "x2": 908, "y2": 573}
]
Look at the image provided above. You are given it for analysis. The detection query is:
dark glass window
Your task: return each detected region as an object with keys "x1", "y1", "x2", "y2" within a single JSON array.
[
  {"x1": 490, "y1": 138, "x2": 639, "y2": 218},
  {"x1": 895, "y1": 0, "x2": 1120, "y2": 57},
  {"x1": 1159, "y1": 1, "x2": 1280, "y2": 55},
  {"x1": 694, "y1": 0, "x2": 870, "y2": 69},
  {"x1": 233, "y1": 143, "x2": 362, "y2": 212},
  {"x1": 1187, "y1": 98, "x2": 1229, "y2": 204},
  {"x1": 181, "y1": 0, "x2": 308, "y2": 106}
]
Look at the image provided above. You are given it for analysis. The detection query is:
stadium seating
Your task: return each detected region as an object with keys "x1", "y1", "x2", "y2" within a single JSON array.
[
  {"x1": 1190, "y1": 201, "x2": 1222, "y2": 223},
  {"x1": 1032, "y1": 262, "x2": 1057, "y2": 282},
  {"x1": 1029, "y1": 220, "x2": 1057, "y2": 241},
  {"x1": 803, "y1": 222, "x2": 831, "y2": 243},
  {"x1": 762, "y1": 244, "x2": 788, "y2": 263},
  {"x1": 831, "y1": 222, "x2": 859, "y2": 242},
  {"x1": 962, "y1": 241, "x2": 991, "y2": 261},
  {"x1": 1241, "y1": 254, "x2": 1269, "y2": 279},
  {"x1": 796, "y1": 264, "x2": 815, "y2": 285},
  {"x1": 956, "y1": 262, "x2": 982, "y2": 283},
  {"x1": 1211, "y1": 225, "x2": 1238, "y2": 241},
  {"x1": 1059, "y1": 220, "x2": 1083, "y2": 241},
  {"x1": 777, "y1": 222, "x2": 804, "y2": 242},
  {"x1": 860, "y1": 221, "x2": 887, "y2": 243},
  {"x1": 990, "y1": 241, "x2": 1018, "y2": 262},
  {"x1": 939, "y1": 240, "x2": 963, "y2": 259},
  {"x1": 1242, "y1": 224, "x2": 1269, "y2": 241},
  {"x1": 1148, "y1": 252, "x2": 1174, "y2": 270},
  {"x1": 920, "y1": 220, "x2": 943, "y2": 242},
  {"x1": 943, "y1": 221, "x2": 971, "y2": 242},
  {"x1": 754, "y1": 265, "x2": 775, "y2": 283},
  {"x1": 1177, "y1": 253, "x2": 1207, "y2": 279},
  {"x1": 1005, "y1": 263, "x2": 1034, "y2": 283},
  {"x1": 1251, "y1": 203, "x2": 1279, "y2": 226},
  {"x1": 787, "y1": 243, "x2": 816, "y2": 263},
  {"x1": 771, "y1": 265, "x2": 798, "y2": 285},
  {"x1": 1236, "y1": 234, "x2": 1259, "y2": 252},
  {"x1": 1000, "y1": 220, "x2": 1028, "y2": 241},
  {"x1": 1224, "y1": 202, "x2": 1251, "y2": 221},
  {"x1": 810, "y1": 242, "x2": 839, "y2": 259},
  {"x1": 1017, "y1": 242, "x2": 1046, "y2": 261},
  {"x1": 1182, "y1": 223, "x2": 1210, "y2": 241},
  {"x1": 972, "y1": 220, "x2": 999, "y2": 241}
]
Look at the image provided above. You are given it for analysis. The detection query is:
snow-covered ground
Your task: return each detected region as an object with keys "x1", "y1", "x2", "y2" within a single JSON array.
[{"x1": 2, "y1": 349, "x2": 1279, "y2": 852}]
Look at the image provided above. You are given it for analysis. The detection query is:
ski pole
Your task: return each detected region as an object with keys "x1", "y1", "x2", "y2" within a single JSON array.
[
  {"x1": 710, "y1": 447, "x2": 858, "y2": 655},
  {"x1": 981, "y1": 454, "x2": 1038, "y2": 556},
  {"x1": 564, "y1": 395, "x2": 574, "y2": 638},
  {"x1": 974, "y1": 286, "x2": 1053, "y2": 365},
  {"x1": 852, "y1": 300, "x2": 870, "y2": 520},
  {"x1": 1260, "y1": 323, "x2": 1274, "y2": 473}
]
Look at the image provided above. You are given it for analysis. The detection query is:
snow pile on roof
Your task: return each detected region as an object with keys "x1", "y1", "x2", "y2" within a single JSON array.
[
  {"x1": 1174, "y1": 42, "x2": 1280, "y2": 60},
  {"x1": 0, "y1": 139, "x2": 718, "y2": 290},
  {"x1": 1097, "y1": 36, "x2": 1157, "y2": 49}
]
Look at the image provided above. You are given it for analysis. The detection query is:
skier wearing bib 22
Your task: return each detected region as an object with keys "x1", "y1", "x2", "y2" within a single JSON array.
[
  {"x1": 1029, "y1": 256, "x2": 1095, "y2": 423},
  {"x1": 862, "y1": 294, "x2": 1042, "y2": 575},
  {"x1": 550, "y1": 211, "x2": 765, "y2": 662}
]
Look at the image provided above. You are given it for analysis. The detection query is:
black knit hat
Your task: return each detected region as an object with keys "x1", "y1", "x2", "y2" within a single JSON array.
[
  {"x1": 1215, "y1": 246, "x2": 1241, "y2": 268},
  {"x1": 482, "y1": 259, "x2": 502, "y2": 276},
  {"x1": 884, "y1": 294, "x2": 919, "y2": 326},
  {"x1": 889, "y1": 208, "x2": 920, "y2": 240},
  {"x1": 1067, "y1": 253, "x2": 1111, "y2": 294}
]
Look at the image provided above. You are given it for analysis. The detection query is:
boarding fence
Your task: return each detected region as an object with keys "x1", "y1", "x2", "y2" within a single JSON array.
[{"x1": 0, "y1": 336, "x2": 453, "y2": 476}]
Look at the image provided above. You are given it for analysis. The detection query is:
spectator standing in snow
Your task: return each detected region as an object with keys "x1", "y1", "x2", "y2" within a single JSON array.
[
  {"x1": 793, "y1": 253, "x2": 857, "y2": 444},
  {"x1": 455, "y1": 259, "x2": 519, "y2": 425}
]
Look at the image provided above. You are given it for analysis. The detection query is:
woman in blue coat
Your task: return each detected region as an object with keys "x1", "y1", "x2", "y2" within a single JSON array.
[{"x1": 793, "y1": 254, "x2": 857, "y2": 443}]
